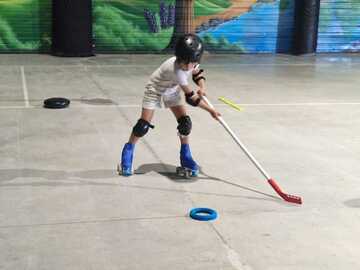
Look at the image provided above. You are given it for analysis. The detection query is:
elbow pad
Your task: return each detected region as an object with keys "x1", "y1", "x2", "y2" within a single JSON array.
[
  {"x1": 185, "y1": 91, "x2": 201, "y2": 107},
  {"x1": 192, "y1": 69, "x2": 206, "y2": 85}
]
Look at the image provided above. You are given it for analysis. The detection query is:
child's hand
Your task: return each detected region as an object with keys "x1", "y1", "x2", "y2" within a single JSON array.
[
  {"x1": 197, "y1": 88, "x2": 206, "y2": 97},
  {"x1": 210, "y1": 109, "x2": 221, "y2": 120}
]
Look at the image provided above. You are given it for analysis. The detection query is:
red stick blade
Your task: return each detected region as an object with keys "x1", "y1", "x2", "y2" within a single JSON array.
[{"x1": 268, "y1": 179, "x2": 302, "y2": 204}]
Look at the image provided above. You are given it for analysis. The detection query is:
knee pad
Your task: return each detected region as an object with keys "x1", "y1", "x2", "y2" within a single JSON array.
[
  {"x1": 132, "y1": 119, "x2": 154, "y2": 137},
  {"x1": 177, "y1": 115, "x2": 192, "y2": 136}
]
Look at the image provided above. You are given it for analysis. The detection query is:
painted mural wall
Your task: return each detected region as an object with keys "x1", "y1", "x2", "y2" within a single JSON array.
[
  {"x1": 0, "y1": 0, "x2": 51, "y2": 52},
  {"x1": 317, "y1": 0, "x2": 360, "y2": 52},
  {"x1": 93, "y1": 0, "x2": 296, "y2": 53},
  {"x1": 0, "y1": 0, "x2": 359, "y2": 53}
]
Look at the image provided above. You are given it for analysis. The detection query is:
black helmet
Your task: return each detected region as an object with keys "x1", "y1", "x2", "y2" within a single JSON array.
[{"x1": 175, "y1": 34, "x2": 204, "y2": 63}]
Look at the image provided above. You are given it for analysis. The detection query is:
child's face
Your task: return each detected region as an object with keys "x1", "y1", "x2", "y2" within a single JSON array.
[{"x1": 178, "y1": 61, "x2": 198, "y2": 71}]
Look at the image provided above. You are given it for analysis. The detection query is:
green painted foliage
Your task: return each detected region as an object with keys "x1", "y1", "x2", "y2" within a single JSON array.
[
  {"x1": 0, "y1": 0, "x2": 234, "y2": 51},
  {"x1": 319, "y1": 0, "x2": 360, "y2": 32},
  {"x1": 0, "y1": 0, "x2": 51, "y2": 51},
  {"x1": 0, "y1": 16, "x2": 40, "y2": 50},
  {"x1": 194, "y1": 0, "x2": 231, "y2": 16},
  {"x1": 94, "y1": 3, "x2": 173, "y2": 51},
  {"x1": 279, "y1": 0, "x2": 290, "y2": 11},
  {"x1": 203, "y1": 34, "x2": 245, "y2": 52},
  {"x1": 101, "y1": 0, "x2": 174, "y2": 32},
  {"x1": 93, "y1": 0, "x2": 232, "y2": 51}
]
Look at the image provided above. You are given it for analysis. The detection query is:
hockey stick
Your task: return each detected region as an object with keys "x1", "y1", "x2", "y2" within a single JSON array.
[{"x1": 203, "y1": 96, "x2": 302, "y2": 204}]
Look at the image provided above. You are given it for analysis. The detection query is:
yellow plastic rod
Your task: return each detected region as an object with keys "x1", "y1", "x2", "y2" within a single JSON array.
[{"x1": 218, "y1": 97, "x2": 243, "y2": 111}]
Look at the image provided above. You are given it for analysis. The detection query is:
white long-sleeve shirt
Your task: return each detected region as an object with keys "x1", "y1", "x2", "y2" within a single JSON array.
[{"x1": 146, "y1": 56, "x2": 199, "y2": 94}]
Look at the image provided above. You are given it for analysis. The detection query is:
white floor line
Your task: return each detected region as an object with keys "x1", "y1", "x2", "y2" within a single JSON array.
[
  {"x1": 1, "y1": 102, "x2": 360, "y2": 110},
  {"x1": 225, "y1": 245, "x2": 253, "y2": 270},
  {"x1": 210, "y1": 224, "x2": 252, "y2": 270},
  {"x1": 0, "y1": 106, "x2": 32, "y2": 109},
  {"x1": 232, "y1": 102, "x2": 360, "y2": 106},
  {"x1": 4, "y1": 62, "x2": 360, "y2": 68},
  {"x1": 99, "y1": 102, "x2": 360, "y2": 108},
  {"x1": 107, "y1": 102, "x2": 360, "y2": 107},
  {"x1": 20, "y1": 66, "x2": 30, "y2": 108}
]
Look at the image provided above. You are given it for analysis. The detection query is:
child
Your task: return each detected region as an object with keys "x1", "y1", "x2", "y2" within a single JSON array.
[{"x1": 119, "y1": 33, "x2": 220, "y2": 176}]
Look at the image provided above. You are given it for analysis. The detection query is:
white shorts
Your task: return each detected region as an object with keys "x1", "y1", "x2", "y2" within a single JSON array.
[{"x1": 142, "y1": 86, "x2": 184, "y2": 110}]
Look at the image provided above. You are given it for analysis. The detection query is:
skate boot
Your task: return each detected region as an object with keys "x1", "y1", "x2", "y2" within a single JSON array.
[
  {"x1": 118, "y1": 143, "x2": 135, "y2": 176},
  {"x1": 177, "y1": 144, "x2": 199, "y2": 178}
]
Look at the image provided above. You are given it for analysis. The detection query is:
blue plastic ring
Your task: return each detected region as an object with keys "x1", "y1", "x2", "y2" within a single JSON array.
[{"x1": 189, "y1": 208, "x2": 217, "y2": 221}]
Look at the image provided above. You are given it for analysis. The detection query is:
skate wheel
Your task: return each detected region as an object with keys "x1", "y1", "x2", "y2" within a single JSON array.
[
  {"x1": 177, "y1": 167, "x2": 198, "y2": 178},
  {"x1": 189, "y1": 208, "x2": 217, "y2": 221},
  {"x1": 116, "y1": 164, "x2": 121, "y2": 175},
  {"x1": 176, "y1": 167, "x2": 187, "y2": 177},
  {"x1": 184, "y1": 170, "x2": 191, "y2": 179}
]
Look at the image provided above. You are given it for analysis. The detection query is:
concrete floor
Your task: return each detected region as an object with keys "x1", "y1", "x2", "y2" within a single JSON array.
[{"x1": 0, "y1": 53, "x2": 360, "y2": 270}]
